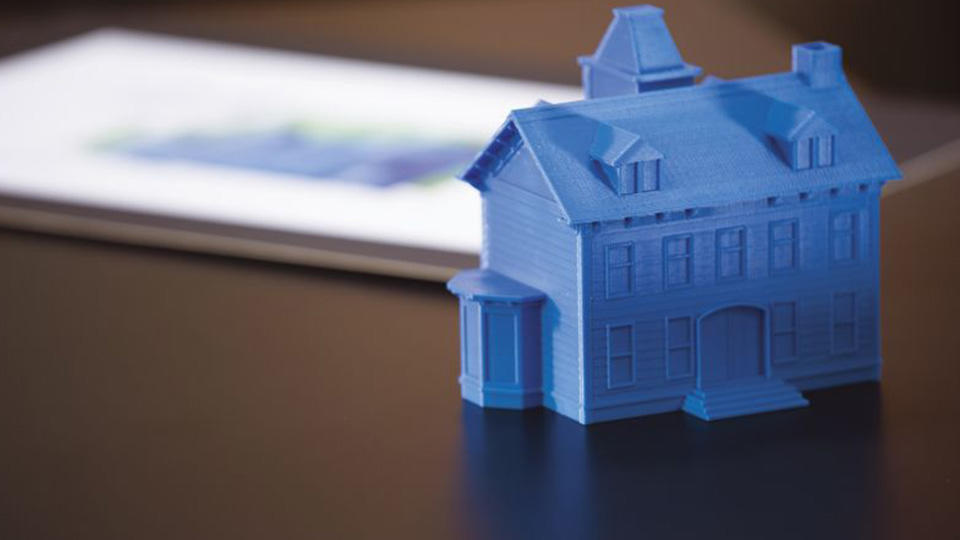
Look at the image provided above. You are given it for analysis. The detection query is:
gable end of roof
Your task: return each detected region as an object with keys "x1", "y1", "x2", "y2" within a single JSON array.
[{"x1": 459, "y1": 120, "x2": 523, "y2": 189}]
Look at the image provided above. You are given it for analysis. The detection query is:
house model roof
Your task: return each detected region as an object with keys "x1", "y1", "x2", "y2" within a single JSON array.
[
  {"x1": 763, "y1": 100, "x2": 836, "y2": 142},
  {"x1": 461, "y1": 9, "x2": 901, "y2": 225},
  {"x1": 589, "y1": 124, "x2": 662, "y2": 167},
  {"x1": 577, "y1": 5, "x2": 701, "y2": 88}
]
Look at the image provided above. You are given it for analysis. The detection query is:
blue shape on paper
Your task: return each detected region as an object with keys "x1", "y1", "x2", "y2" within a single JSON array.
[{"x1": 115, "y1": 127, "x2": 478, "y2": 187}]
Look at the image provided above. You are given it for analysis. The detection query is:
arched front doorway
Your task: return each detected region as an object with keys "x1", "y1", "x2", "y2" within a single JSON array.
[{"x1": 697, "y1": 306, "x2": 766, "y2": 387}]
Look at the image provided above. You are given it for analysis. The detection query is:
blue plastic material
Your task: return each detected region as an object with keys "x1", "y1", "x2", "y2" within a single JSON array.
[
  {"x1": 448, "y1": 270, "x2": 545, "y2": 409},
  {"x1": 578, "y1": 5, "x2": 701, "y2": 98},
  {"x1": 448, "y1": 5, "x2": 901, "y2": 424}
]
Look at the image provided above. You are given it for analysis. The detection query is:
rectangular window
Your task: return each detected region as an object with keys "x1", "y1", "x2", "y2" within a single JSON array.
[
  {"x1": 770, "y1": 219, "x2": 799, "y2": 273},
  {"x1": 620, "y1": 164, "x2": 638, "y2": 194},
  {"x1": 664, "y1": 235, "x2": 692, "y2": 288},
  {"x1": 666, "y1": 317, "x2": 694, "y2": 378},
  {"x1": 833, "y1": 292, "x2": 857, "y2": 353},
  {"x1": 461, "y1": 303, "x2": 480, "y2": 378},
  {"x1": 605, "y1": 243, "x2": 634, "y2": 297},
  {"x1": 484, "y1": 310, "x2": 518, "y2": 384},
  {"x1": 796, "y1": 138, "x2": 813, "y2": 170},
  {"x1": 771, "y1": 302, "x2": 798, "y2": 362},
  {"x1": 641, "y1": 160, "x2": 660, "y2": 192},
  {"x1": 831, "y1": 211, "x2": 859, "y2": 263},
  {"x1": 716, "y1": 227, "x2": 746, "y2": 280},
  {"x1": 607, "y1": 324, "x2": 635, "y2": 388},
  {"x1": 817, "y1": 135, "x2": 834, "y2": 167}
]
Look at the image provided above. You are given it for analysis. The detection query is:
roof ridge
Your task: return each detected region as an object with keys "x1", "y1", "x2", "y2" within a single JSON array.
[{"x1": 513, "y1": 71, "x2": 808, "y2": 124}]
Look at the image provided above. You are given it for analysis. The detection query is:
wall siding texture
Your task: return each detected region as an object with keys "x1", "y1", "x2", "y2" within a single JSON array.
[
  {"x1": 584, "y1": 188, "x2": 881, "y2": 418},
  {"x1": 484, "y1": 147, "x2": 583, "y2": 419}
]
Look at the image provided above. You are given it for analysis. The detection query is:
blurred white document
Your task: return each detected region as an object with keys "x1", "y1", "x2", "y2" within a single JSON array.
[{"x1": 0, "y1": 29, "x2": 580, "y2": 279}]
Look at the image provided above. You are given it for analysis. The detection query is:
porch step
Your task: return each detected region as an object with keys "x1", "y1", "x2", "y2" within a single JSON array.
[{"x1": 682, "y1": 378, "x2": 809, "y2": 421}]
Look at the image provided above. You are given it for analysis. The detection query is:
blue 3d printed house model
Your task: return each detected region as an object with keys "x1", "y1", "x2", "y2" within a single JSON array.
[{"x1": 447, "y1": 5, "x2": 900, "y2": 423}]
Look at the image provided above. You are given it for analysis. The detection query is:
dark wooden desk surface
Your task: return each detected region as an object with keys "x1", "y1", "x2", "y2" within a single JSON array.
[
  {"x1": 1, "y1": 1, "x2": 959, "y2": 538},
  {"x1": 2, "y1": 170, "x2": 959, "y2": 539}
]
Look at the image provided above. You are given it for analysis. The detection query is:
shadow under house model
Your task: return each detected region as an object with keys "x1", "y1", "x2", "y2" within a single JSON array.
[{"x1": 447, "y1": 5, "x2": 901, "y2": 423}]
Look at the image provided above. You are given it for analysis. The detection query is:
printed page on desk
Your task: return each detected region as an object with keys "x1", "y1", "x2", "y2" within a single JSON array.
[{"x1": 0, "y1": 29, "x2": 582, "y2": 279}]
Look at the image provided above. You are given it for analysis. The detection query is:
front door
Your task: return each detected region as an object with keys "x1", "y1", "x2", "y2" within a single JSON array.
[{"x1": 698, "y1": 306, "x2": 765, "y2": 386}]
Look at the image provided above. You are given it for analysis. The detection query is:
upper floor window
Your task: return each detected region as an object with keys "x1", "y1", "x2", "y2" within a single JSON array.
[
  {"x1": 716, "y1": 227, "x2": 746, "y2": 280},
  {"x1": 770, "y1": 219, "x2": 799, "y2": 272},
  {"x1": 664, "y1": 235, "x2": 692, "y2": 288},
  {"x1": 830, "y1": 211, "x2": 859, "y2": 263},
  {"x1": 605, "y1": 243, "x2": 634, "y2": 297},
  {"x1": 607, "y1": 324, "x2": 635, "y2": 388}
]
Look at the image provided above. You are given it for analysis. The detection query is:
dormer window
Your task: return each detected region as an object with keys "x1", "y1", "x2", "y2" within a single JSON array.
[
  {"x1": 765, "y1": 101, "x2": 837, "y2": 171},
  {"x1": 618, "y1": 159, "x2": 662, "y2": 193},
  {"x1": 797, "y1": 138, "x2": 812, "y2": 170},
  {"x1": 619, "y1": 163, "x2": 638, "y2": 194},
  {"x1": 590, "y1": 123, "x2": 663, "y2": 196},
  {"x1": 817, "y1": 135, "x2": 834, "y2": 166},
  {"x1": 796, "y1": 135, "x2": 834, "y2": 170},
  {"x1": 641, "y1": 159, "x2": 660, "y2": 191}
]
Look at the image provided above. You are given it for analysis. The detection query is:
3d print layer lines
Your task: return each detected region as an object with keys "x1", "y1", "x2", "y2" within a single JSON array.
[{"x1": 448, "y1": 5, "x2": 900, "y2": 423}]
